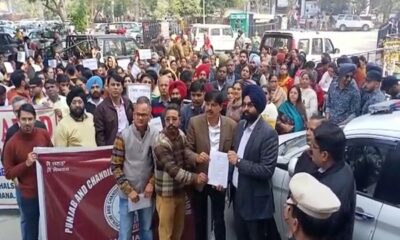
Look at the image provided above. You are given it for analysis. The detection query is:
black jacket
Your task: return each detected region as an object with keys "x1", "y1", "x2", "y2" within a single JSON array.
[
  {"x1": 1, "y1": 121, "x2": 47, "y2": 163},
  {"x1": 313, "y1": 161, "x2": 356, "y2": 240}
]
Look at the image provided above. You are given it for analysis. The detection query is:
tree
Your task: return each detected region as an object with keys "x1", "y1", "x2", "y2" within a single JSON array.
[
  {"x1": 28, "y1": 0, "x2": 68, "y2": 22},
  {"x1": 70, "y1": 0, "x2": 88, "y2": 33},
  {"x1": 171, "y1": 0, "x2": 201, "y2": 17}
]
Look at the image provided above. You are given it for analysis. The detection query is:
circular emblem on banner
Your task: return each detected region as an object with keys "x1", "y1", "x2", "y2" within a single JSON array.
[{"x1": 103, "y1": 185, "x2": 120, "y2": 231}]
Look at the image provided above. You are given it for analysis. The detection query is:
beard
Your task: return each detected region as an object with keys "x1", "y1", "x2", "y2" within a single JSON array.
[
  {"x1": 242, "y1": 111, "x2": 259, "y2": 124},
  {"x1": 91, "y1": 91, "x2": 101, "y2": 100},
  {"x1": 165, "y1": 124, "x2": 179, "y2": 138},
  {"x1": 170, "y1": 98, "x2": 182, "y2": 105},
  {"x1": 70, "y1": 106, "x2": 84, "y2": 119}
]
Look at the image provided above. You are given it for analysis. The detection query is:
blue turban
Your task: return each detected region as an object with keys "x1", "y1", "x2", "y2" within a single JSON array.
[
  {"x1": 242, "y1": 84, "x2": 266, "y2": 114},
  {"x1": 86, "y1": 76, "x2": 103, "y2": 90},
  {"x1": 338, "y1": 63, "x2": 356, "y2": 78}
]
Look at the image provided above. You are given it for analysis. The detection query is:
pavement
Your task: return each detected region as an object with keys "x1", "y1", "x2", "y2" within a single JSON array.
[{"x1": 0, "y1": 209, "x2": 21, "y2": 240}]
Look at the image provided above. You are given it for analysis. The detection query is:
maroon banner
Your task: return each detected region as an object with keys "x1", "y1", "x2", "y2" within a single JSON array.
[{"x1": 35, "y1": 147, "x2": 195, "y2": 240}]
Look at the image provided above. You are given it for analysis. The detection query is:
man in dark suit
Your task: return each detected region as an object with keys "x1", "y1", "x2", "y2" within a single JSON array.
[
  {"x1": 228, "y1": 85, "x2": 280, "y2": 240},
  {"x1": 186, "y1": 90, "x2": 237, "y2": 240}
]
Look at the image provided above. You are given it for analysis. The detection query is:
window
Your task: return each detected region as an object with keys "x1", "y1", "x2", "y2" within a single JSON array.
[
  {"x1": 353, "y1": 16, "x2": 361, "y2": 21},
  {"x1": 211, "y1": 28, "x2": 220, "y2": 36},
  {"x1": 222, "y1": 28, "x2": 233, "y2": 36},
  {"x1": 0, "y1": 35, "x2": 8, "y2": 45},
  {"x1": 125, "y1": 39, "x2": 138, "y2": 55},
  {"x1": 345, "y1": 15, "x2": 353, "y2": 21},
  {"x1": 199, "y1": 28, "x2": 209, "y2": 35},
  {"x1": 311, "y1": 38, "x2": 323, "y2": 55},
  {"x1": 324, "y1": 38, "x2": 334, "y2": 53},
  {"x1": 345, "y1": 139, "x2": 396, "y2": 202},
  {"x1": 298, "y1": 39, "x2": 310, "y2": 54},
  {"x1": 107, "y1": 40, "x2": 123, "y2": 56}
]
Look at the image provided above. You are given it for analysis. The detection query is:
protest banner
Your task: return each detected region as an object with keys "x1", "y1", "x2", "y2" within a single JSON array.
[
  {"x1": 0, "y1": 106, "x2": 56, "y2": 209},
  {"x1": 138, "y1": 49, "x2": 152, "y2": 60},
  {"x1": 127, "y1": 84, "x2": 151, "y2": 103},
  {"x1": 35, "y1": 147, "x2": 195, "y2": 240}
]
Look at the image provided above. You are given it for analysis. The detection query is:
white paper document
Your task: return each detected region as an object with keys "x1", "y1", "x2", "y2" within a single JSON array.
[
  {"x1": 128, "y1": 194, "x2": 152, "y2": 212},
  {"x1": 48, "y1": 59, "x2": 57, "y2": 68},
  {"x1": 208, "y1": 150, "x2": 229, "y2": 188},
  {"x1": 138, "y1": 49, "x2": 152, "y2": 60},
  {"x1": 150, "y1": 117, "x2": 163, "y2": 132},
  {"x1": 17, "y1": 51, "x2": 26, "y2": 63},
  {"x1": 4, "y1": 62, "x2": 13, "y2": 73},
  {"x1": 82, "y1": 58, "x2": 98, "y2": 70},
  {"x1": 127, "y1": 84, "x2": 151, "y2": 103}
]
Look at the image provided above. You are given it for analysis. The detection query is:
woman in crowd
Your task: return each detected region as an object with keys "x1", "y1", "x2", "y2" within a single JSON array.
[
  {"x1": 159, "y1": 68, "x2": 177, "y2": 82},
  {"x1": 122, "y1": 75, "x2": 134, "y2": 97},
  {"x1": 239, "y1": 64, "x2": 257, "y2": 86},
  {"x1": 261, "y1": 85, "x2": 278, "y2": 128},
  {"x1": 299, "y1": 71, "x2": 318, "y2": 119},
  {"x1": 352, "y1": 55, "x2": 366, "y2": 89},
  {"x1": 276, "y1": 85, "x2": 307, "y2": 134},
  {"x1": 226, "y1": 81, "x2": 243, "y2": 122},
  {"x1": 159, "y1": 57, "x2": 169, "y2": 73},
  {"x1": 269, "y1": 74, "x2": 287, "y2": 108},
  {"x1": 34, "y1": 54, "x2": 44, "y2": 71},
  {"x1": 319, "y1": 62, "x2": 336, "y2": 93},
  {"x1": 138, "y1": 73, "x2": 158, "y2": 99},
  {"x1": 226, "y1": 86, "x2": 235, "y2": 103},
  {"x1": 278, "y1": 64, "x2": 294, "y2": 93},
  {"x1": 106, "y1": 56, "x2": 117, "y2": 71}
]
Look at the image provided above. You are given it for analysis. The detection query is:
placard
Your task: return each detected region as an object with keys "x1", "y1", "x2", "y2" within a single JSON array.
[
  {"x1": 127, "y1": 84, "x2": 151, "y2": 103},
  {"x1": 48, "y1": 59, "x2": 57, "y2": 68},
  {"x1": 118, "y1": 59, "x2": 130, "y2": 71},
  {"x1": 82, "y1": 58, "x2": 98, "y2": 70},
  {"x1": 138, "y1": 49, "x2": 152, "y2": 60},
  {"x1": 3, "y1": 62, "x2": 13, "y2": 73},
  {"x1": 17, "y1": 51, "x2": 26, "y2": 63}
]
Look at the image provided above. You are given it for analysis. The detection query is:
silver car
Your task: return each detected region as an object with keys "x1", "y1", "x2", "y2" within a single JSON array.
[{"x1": 273, "y1": 110, "x2": 400, "y2": 239}]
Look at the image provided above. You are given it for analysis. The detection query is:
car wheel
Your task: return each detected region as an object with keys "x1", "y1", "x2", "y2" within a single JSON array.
[
  {"x1": 362, "y1": 24, "x2": 370, "y2": 31},
  {"x1": 340, "y1": 25, "x2": 346, "y2": 31}
]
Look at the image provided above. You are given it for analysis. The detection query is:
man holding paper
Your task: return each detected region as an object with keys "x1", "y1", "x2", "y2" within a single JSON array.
[
  {"x1": 227, "y1": 85, "x2": 280, "y2": 240},
  {"x1": 111, "y1": 96, "x2": 158, "y2": 240},
  {"x1": 186, "y1": 90, "x2": 237, "y2": 240}
]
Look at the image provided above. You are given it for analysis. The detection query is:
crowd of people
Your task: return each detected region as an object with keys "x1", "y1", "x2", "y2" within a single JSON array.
[{"x1": 1, "y1": 29, "x2": 400, "y2": 240}]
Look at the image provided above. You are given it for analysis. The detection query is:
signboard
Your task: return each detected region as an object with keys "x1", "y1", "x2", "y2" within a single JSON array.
[
  {"x1": 383, "y1": 39, "x2": 400, "y2": 76},
  {"x1": 35, "y1": 147, "x2": 195, "y2": 240},
  {"x1": 118, "y1": 59, "x2": 131, "y2": 71},
  {"x1": 138, "y1": 49, "x2": 152, "y2": 60},
  {"x1": 82, "y1": 58, "x2": 98, "y2": 70},
  {"x1": 127, "y1": 84, "x2": 151, "y2": 103},
  {"x1": 0, "y1": 106, "x2": 56, "y2": 209}
]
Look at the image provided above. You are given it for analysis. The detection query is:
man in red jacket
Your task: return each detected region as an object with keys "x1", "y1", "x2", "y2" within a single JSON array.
[{"x1": 3, "y1": 103, "x2": 53, "y2": 240}]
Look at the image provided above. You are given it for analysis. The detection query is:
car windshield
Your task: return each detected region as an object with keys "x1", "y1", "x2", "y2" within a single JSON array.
[
  {"x1": 263, "y1": 34, "x2": 292, "y2": 49},
  {"x1": 279, "y1": 134, "x2": 307, "y2": 156}
]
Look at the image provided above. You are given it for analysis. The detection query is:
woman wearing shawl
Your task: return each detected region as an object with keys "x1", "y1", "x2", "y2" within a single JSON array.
[
  {"x1": 276, "y1": 85, "x2": 307, "y2": 134},
  {"x1": 238, "y1": 64, "x2": 257, "y2": 87},
  {"x1": 226, "y1": 81, "x2": 243, "y2": 122},
  {"x1": 278, "y1": 64, "x2": 294, "y2": 93},
  {"x1": 269, "y1": 74, "x2": 286, "y2": 108},
  {"x1": 201, "y1": 32, "x2": 214, "y2": 56}
]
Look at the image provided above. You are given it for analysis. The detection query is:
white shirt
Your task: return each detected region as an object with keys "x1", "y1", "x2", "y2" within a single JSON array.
[
  {"x1": 88, "y1": 97, "x2": 104, "y2": 107},
  {"x1": 113, "y1": 98, "x2": 129, "y2": 133},
  {"x1": 232, "y1": 117, "x2": 260, "y2": 188},
  {"x1": 208, "y1": 118, "x2": 221, "y2": 152},
  {"x1": 301, "y1": 87, "x2": 318, "y2": 120},
  {"x1": 319, "y1": 71, "x2": 333, "y2": 92}
]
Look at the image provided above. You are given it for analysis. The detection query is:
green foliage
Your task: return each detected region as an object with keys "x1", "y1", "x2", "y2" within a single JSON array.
[
  {"x1": 70, "y1": 0, "x2": 88, "y2": 33},
  {"x1": 170, "y1": 0, "x2": 201, "y2": 17}
]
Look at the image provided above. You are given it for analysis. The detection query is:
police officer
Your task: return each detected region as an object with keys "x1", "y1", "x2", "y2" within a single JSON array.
[
  {"x1": 284, "y1": 172, "x2": 341, "y2": 240},
  {"x1": 360, "y1": 70, "x2": 386, "y2": 115}
]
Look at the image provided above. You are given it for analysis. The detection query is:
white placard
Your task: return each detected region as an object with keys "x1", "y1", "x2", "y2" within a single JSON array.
[
  {"x1": 28, "y1": 50, "x2": 35, "y2": 57},
  {"x1": 17, "y1": 51, "x2": 26, "y2": 63},
  {"x1": 208, "y1": 150, "x2": 229, "y2": 188},
  {"x1": 48, "y1": 59, "x2": 57, "y2": 68},
  {"x1": 82, "y1": 58, "x2": 98, "y2": 70},
  {"x1": 127, "y1": 84, "x2": 151, "y2": 103},
  {"x1": 130, "y1": 63, "x2": 141, "y2": 79},
  {"x1": 138, "y1": 49, "x2": 152, "y2": 60},
  {"x1": 32, "y1": 64, "x2": 42, "y2": 72},
  {"x1": 4, "y1": 62, "x2": 13, "y2": 73},
  {"x1": 118, "y1": 59, "x2": 130, "y2": 70},
  {"x1": 128, "y1": 194, "x2": 152, "y2": 212},
  {"x1": 150, "y1": 117, "x2": 163, "y2": 132}
]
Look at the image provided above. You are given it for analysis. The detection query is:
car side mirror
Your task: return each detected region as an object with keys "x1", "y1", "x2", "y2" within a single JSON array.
[
  {"x1": 288, "y1": 156, "x2": 299, "y2": 177},
  {"x1": 334, "y1": 48, "x2": 340, "y2": 54}
]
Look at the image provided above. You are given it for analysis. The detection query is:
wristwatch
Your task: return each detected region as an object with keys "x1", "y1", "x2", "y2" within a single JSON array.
[{"x1": 237, "y1": 158, "x2": 242, "y2": 165}]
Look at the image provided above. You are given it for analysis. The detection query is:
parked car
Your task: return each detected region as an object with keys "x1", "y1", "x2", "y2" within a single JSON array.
[
  {"x1": 0, "y1": 33, "x2": 19, "y2": 56},
  {"x1": 65, "y1": 34, "x2": 139, "y2": 61},
  {"x1": 272, "y1": 101, "x2": 400, "y2": 239},
  {"x1": 335, "y1": 14, "x2": 374, "y2": 31},
  {"x1": 260, "y1": 30, "x2": 341, "y2": 61},
  {"x1": 191, "y1": 24, "x2": 237, "y2": 52}
]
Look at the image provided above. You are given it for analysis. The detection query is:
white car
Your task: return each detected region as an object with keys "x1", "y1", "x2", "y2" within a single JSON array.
[
  {"x1": 272, "y1": 102, "x2": 400, "y2": 239},
  {"x1": 335, "y1": 14, "x2": 374, "y2": 31},
  {"x1": 191, "y1": 24, "x2": 237, "y2": 52}
]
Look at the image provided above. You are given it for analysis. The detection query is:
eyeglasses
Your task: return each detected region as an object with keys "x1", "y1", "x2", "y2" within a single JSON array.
[{"x1": 345, "y1": 74, "x2": 353, "y2": 79}]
